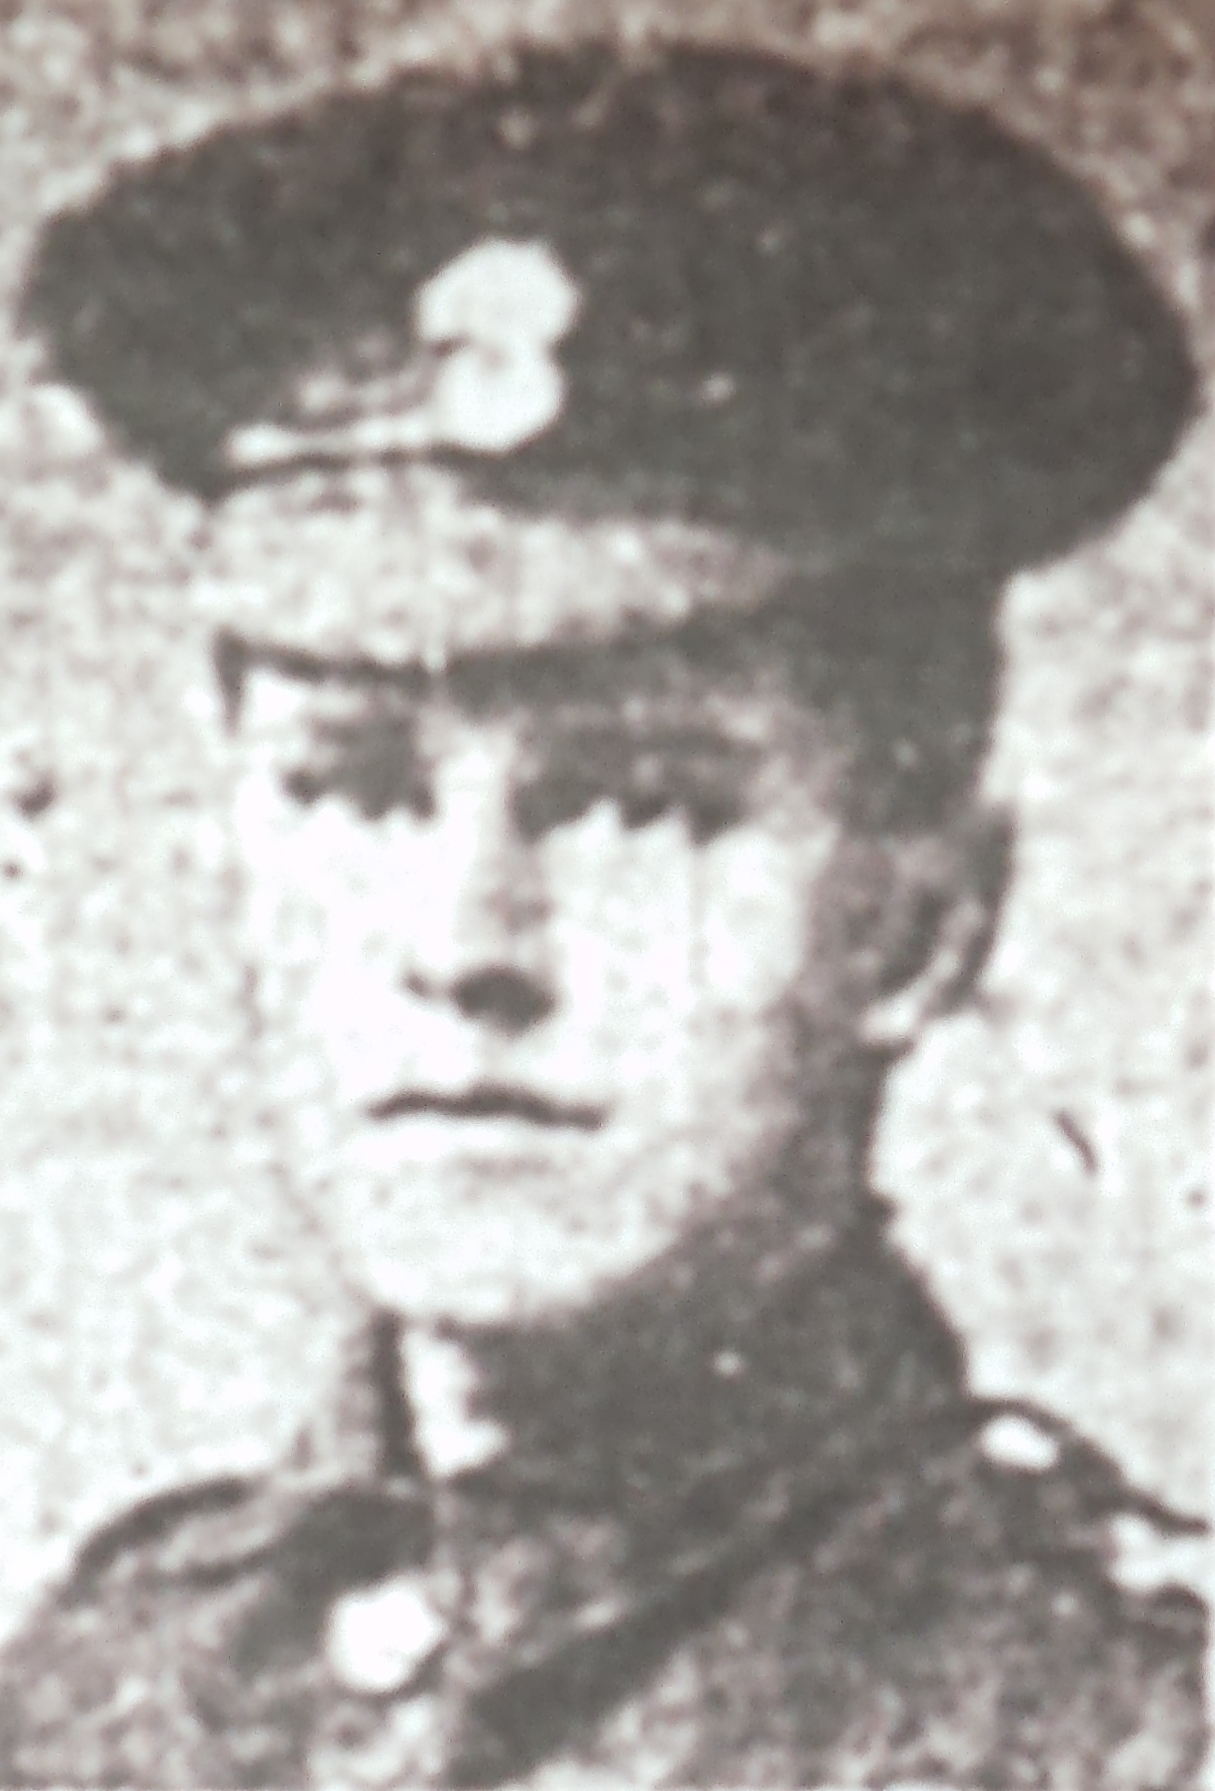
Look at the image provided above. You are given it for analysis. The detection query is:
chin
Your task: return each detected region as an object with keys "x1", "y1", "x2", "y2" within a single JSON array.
[
  {"x1": 327, "y1": 1167, "x2": 699, "y2": 1330},
  {"x1": 298, "y1": 1099, "x2": 807, "y2": 1327},
  {"x1": 343, "y1": 1244, "x2": 624, "y2": 1330}
]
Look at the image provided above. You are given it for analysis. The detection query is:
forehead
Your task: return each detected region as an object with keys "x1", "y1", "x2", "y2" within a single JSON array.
[{"x1": 199, "y1": 467, "x2": 794, "y2": 669}]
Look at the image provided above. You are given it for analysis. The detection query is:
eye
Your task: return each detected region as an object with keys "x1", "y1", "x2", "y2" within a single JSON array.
[
  {"x1": 677, "y1": 775, "x2": 748, "y2": 843},
  {"x1": 513, "y1": 766, "x2": 603, "y2": 837},
  {"x1": 621, "y1": 750, "x2": 749, "y2": 842},
  {"x1": 515, "y1": 730, "x2": 754, "y2": 841},
  {"x1": 279, "y1": 718, "x2": 433, "y2": 821}
]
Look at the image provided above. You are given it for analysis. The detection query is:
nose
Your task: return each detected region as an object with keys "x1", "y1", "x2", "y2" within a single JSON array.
[
  {"x1": 440, "y1": 967, "x2": 553, "y2": 1031},
  {"x1": 399, "y1": 729, "x2": 554, "y2": 1036},
  {"x1": 405, "y1": 963, "x2": 554, "y2": 1034}
]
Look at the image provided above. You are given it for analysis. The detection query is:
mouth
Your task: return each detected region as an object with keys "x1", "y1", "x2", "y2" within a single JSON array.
[{"x1": 365, "y1": 1085, "x2": 606, "y2": 1131}]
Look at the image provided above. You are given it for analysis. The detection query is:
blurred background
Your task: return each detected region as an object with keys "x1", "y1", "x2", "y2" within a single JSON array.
[{"x1": 0, "y1": 0, "x2": 1209, "y2": 1638}]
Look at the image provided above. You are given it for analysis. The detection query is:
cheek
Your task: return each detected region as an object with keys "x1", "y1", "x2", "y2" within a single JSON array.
[
  {"x1": 536, "y1": 807, "x2": 680, "y2": 1042},
  {"x1": 542, "y1": 808, "x2": 835, "y2": 1029},
  {"x1": 696, "y1": 827, "x2": 836, "y2": 1012},
  {"x1": 232, "y1": 775, "x2": 388, "y2": 1018}
]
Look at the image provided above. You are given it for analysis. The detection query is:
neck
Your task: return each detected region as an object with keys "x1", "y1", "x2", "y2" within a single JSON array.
[{"x1": 297, "y1": 1101, "x2": 953, "y2": 1519}]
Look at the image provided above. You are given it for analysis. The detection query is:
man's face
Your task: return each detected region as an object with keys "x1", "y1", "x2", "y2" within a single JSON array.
[{"x1": 227, "y1": 526, "x2": 877, "y2": 1329}]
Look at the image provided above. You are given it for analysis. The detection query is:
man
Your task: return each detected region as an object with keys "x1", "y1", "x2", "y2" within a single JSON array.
[{"x1": 0, "y1": 42, "x2": 1205, "y2": 1789}]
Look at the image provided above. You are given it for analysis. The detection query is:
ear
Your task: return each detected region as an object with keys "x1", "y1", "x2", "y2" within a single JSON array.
[{"x1": 855, "y1": 805, "x2": 1012, "y2": 1056}]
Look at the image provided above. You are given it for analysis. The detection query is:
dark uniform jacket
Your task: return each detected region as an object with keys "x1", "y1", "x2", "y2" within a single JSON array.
[{"x1": 0, "y1": 1199, "x2": 1205, "y2": 1788}]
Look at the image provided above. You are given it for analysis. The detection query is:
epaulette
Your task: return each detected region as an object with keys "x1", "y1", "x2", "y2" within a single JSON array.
[
  {"x1": 967, "y1": 1398, "x2": 1209, "y2": 1614},
  {"x1": 61, "y1": 1463, "x2": 432, "y2": 1602},
  {"x1": 65, "y1": 1473, "x2": 262, "y2": 1595}
]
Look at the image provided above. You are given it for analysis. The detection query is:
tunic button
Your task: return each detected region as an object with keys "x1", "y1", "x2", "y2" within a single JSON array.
[
  {"x1": 325, "y1": 1573, "x2": 451, "y2": 1696},
  {"x1": 977, "y1": 1413, "x2": 1061, "y2": 1473}
]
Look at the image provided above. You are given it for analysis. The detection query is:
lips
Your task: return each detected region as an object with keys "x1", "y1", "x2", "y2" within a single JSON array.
[{"x1": 365, "y1": 1085, "x2": 605, "y2": 1130}]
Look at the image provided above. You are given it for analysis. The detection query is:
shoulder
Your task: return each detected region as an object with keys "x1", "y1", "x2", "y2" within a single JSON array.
[
  {"x1": 769, "y1": 1398, "x2": 1208, "y2": 1788},
  {"x1": 945, "y1": 1401, "x2": 1207, "y2": 1787},
  {"x1": 939, "y1": 1399, "x2": 1207, "y2": 1627},
  {"x1": 841, "y1": 1214, "x2": 1207, "y2": 1691},
  {"x1": 0, "y1": 1464, "x2": 432, "y2": 1788},
  {"x1": 781, "y1": 1391, "x2": 1208, "y2": 1659},
  {"x1": 0, "y1": 1472, "x2": 290, "y2": 1787}
]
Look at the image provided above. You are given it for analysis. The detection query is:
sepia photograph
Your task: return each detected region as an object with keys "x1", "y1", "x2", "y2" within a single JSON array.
[{"x1": 0, "y1": 1, "x2": 1209, "y2": 1784}]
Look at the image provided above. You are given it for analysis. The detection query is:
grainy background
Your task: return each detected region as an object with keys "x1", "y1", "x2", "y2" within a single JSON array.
[{"x1": 0, "y1": 0, "x2": 1209, "y2": 1639}]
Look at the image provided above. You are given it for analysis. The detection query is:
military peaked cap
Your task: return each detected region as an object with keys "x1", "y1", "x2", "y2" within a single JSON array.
[{"x1": 22, "y1": 43, "x2": 1196, "y2": 586}]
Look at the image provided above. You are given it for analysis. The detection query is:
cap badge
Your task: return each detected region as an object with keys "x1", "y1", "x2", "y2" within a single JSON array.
[{"x1": 225, "y1": 239, "x2": 580, "y2": 473}]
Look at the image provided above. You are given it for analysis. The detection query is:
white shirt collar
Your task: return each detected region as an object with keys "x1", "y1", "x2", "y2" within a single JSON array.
[{"x1": 398, "y1": 1327, "x2": 511, "y2": 1482}]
